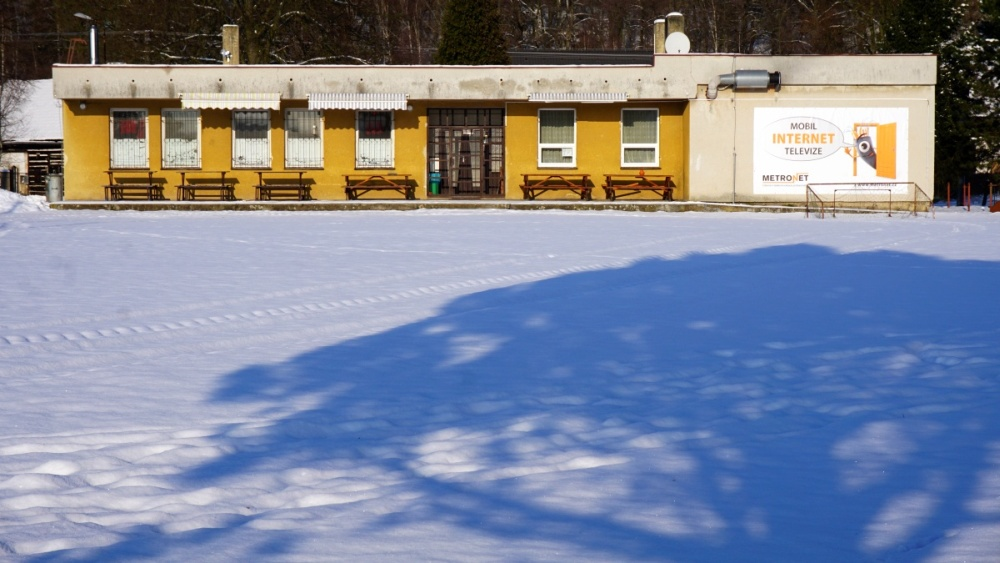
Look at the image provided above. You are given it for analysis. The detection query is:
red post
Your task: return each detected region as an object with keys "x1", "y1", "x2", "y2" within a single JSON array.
[
  {"x1": 946, "y1": 182, "x2": 951, "y2": 207},
  {"x1": 965, "y1": 182, "x2": 972, "y2": 211}
]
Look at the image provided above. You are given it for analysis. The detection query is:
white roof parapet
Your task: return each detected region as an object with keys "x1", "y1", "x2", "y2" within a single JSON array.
[
  {"x1": 180, "y1": 92, "x2": 281, "y2": 110},
  {"x1": 528, "y1": 92, "x2": 628, "y2": 103},
  {"x1": 308, "y1": 92, "x2": 408, "y2": 110}
]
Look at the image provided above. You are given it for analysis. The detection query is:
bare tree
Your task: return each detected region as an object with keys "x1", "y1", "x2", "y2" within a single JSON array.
[
  {"x1": 1, "y1": 5, "x2": 30, "y2": 148},
  {"x1": 0, "y1": 0, "x2": 915, "y2": 76},
  {"x1": 390, "y1": 0, "x2": 447, "y2": 63},
  {"x1": 0, "y1": 78, "x2": 29, "y2": 147}
]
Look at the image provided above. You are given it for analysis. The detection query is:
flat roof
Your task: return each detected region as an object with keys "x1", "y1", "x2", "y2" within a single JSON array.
[{"x1": 52, "y1": 54, "x2": 936, "y2": 103}]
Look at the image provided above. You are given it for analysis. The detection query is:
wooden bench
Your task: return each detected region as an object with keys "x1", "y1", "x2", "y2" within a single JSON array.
[
  {"x1": 520, "y1": 174, "x2": 592, "y2": 200},
  {"x1": 103, "y1": 170, "x2": 165, "y2": 201},
  {"x1": 254, "y1": 171, "x2": 312, "y2": 200},
  {"x1": 344, "y1": 174, "x2": 415, "y2": 200},
  {"x1": 177, "y1": 171, "x2": 236, "y2": 201},
  {"x1": 602, "y1": 174, "x2": 674, "y2": 201}
]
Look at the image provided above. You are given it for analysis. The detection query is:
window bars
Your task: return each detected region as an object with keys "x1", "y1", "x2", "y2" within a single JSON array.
[
  {"x1": 233, "y1": 110, "x2": 271, "y2": 169},
  {"x1": 356, "y1": 111, "x2": 393, "y2": 169},
  {"x1": 162, "y1": 109, "x2": 201, "y2": 169},
  {"x1": 110, "y1": 109, "x2": 149, "y2": 169},
  {"x1": 285, "y1": 109, "x2": 323, "y2": 168}
]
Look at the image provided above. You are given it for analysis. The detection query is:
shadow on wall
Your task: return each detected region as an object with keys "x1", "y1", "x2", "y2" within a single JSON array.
[{"x1": 35, "y1": 244, "x2": 1000, "y2": 561}]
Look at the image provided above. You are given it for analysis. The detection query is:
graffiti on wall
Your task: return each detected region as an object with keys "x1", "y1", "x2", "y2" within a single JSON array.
[{"x1": 753, "y1": 107, "x2": 909, "y2": 194}]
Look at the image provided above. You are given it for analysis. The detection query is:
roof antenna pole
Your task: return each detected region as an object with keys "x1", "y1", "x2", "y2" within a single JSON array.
[{"x1": 73, "y1": 13, "x2": 97, "y2": 65}]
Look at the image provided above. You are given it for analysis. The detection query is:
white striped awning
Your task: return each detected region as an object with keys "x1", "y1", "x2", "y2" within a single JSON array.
[
  {"x1": 308, "y1": 92, "x2": 409, "y2": 111},
  {"x1": 528, "y1": 92, "x2": 628, "y2": 103},
  {"x1": 180, "y1": 92, "x2": 281, "y2": 110}
]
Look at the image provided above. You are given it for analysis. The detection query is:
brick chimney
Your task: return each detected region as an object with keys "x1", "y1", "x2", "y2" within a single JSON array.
[
  {"x1": 222, "y1": 25, "x2": 239, "y2": 65},
  {"x1": 653, "y1": 18, "x2": 666, "y2": 54}
]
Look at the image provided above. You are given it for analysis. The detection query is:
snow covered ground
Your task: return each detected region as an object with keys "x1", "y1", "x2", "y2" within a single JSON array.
[{"x1": 1, "y1": 190, "x2": 998, "y2": 562}]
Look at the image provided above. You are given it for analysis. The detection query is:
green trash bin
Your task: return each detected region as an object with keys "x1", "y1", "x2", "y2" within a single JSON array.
[{"x1": 429, "y1": 172, "x2": 441, "y2": 195}]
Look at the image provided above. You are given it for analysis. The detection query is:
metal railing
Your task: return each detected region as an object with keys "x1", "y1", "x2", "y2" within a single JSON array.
[{"x1": 805, "y1": 182, "x2": 933, "y2": 218}]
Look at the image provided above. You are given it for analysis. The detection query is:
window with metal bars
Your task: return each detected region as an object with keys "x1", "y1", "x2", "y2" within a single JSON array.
[
  {"x1": 538, "y1": 109, "x2": 575, "y2": 167},
  {"x1": 110, "y1": 109, "x2": 149, "y2": 169},
  {"x1": 162, "y1": 109, "x2": 201, "y2": 169},
  {"x1": 621, "y1": 109, "x2": 659, "y2": 167},
  {"x1": 232, "y1": 110, "x2": 271, "y2": 169},
  {"x1": 285, "y1": 109, "x2": 323, "y2": 168},
  {"x1": 356, "y1": 111, "x2": 393, "y2": 169}
]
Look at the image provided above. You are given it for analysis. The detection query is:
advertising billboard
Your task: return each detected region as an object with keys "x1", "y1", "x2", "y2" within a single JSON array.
[{"x1": 753, "y1": 107, "x2": 909, "y2": 194}]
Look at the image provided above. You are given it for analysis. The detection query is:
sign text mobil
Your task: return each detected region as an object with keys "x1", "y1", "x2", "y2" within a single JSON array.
[{"x1": 764, "y1": 117, "x2": 848, "y2": 161}]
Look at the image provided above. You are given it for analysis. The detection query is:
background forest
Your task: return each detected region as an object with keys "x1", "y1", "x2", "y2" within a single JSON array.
[
  {"x1": 0, "y1": 0, "x2": 954, "y2": 70},
  {"x1": 1, "y1": 0, "x2": 998, "y2": 195}
]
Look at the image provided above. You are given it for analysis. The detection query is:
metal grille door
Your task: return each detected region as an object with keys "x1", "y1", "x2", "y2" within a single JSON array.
[{"x1": 427, "y1": 109, "x2": 504, "y2": 197}]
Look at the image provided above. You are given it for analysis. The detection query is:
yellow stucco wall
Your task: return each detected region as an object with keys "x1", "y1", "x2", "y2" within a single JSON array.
[
  {"x1": 64, "y1": 100, "x2": 423, "y2": 201},
  {"x1": 505, "y1": 102, "x2": 687, "y2": 200},
  {"x1": 62, "y1": 99, "x2": 687, "y2": 201},
  {"x1": 681, "y1": 101, "x2": 691, "y2": 202}
]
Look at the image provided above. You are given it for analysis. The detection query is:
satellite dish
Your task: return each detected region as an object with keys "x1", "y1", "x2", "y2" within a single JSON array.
[{"x1": 664, "y1": 32, "x2": 691, "y2": 54}]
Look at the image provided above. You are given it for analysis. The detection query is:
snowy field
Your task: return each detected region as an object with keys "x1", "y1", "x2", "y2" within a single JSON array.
[{"x1": 1, "y1": 191, "x2": 999, "y2": 562}]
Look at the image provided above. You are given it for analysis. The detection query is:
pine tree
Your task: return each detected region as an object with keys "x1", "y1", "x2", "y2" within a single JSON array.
[
  {"x1": 434, "y1": 0, "x2": 509, "y2": 65},
  {"x1": 882, "y1": 0, "x2": 997, "y2": 198},
  {"x1": 976, "y1": 0, "x2": 1000, "y2": 179}
]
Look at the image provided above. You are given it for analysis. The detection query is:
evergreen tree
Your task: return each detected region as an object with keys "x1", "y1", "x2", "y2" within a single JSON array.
[
  {"x1": 977, "y1": 0, "x2": 1000, "y2": 179},
  {"x1": 434, "y1": 0, "x2": 509, "y2": 65},
  {"x1": 882, "y1": 0, "x2": 997, "y2": 198}
]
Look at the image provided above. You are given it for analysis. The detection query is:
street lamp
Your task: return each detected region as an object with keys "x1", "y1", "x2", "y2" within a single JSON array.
[{"x1": 74, "y1": 12, "x2": 98, "y2": 65}]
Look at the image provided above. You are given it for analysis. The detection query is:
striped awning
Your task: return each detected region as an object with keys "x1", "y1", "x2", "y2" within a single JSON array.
[
  {"x1": 180, "y1": 92, "x2": 282, "y2": 110},
  {"x1": 528, "y1": 92, "x2": 628, "y2": 103},
  {"x1": 308, "y1": 92, "x2": 409, "y2": 111}
]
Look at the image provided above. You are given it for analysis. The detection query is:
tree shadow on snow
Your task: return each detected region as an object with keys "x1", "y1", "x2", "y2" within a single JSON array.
[{"x1": 36, "y1": 244, "x2": 1000, "y2": 561}]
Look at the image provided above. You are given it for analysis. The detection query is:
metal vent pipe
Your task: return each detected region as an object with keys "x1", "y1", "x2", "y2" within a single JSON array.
[
  {"x1": 707, "y1": 70, "x2": 781, "y2": 99},
  {"x1": 89, "y1": 25, "x2": 99, "y2": 65}
]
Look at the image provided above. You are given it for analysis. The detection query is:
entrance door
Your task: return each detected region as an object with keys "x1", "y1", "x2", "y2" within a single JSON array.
[{"x1": 427, "y1": 109, "x2": 504, "y2": 197}]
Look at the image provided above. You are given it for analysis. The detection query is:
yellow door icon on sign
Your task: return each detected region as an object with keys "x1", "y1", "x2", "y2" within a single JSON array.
[
  {"x1": 847, "y1": 122, "x2": 897, "y2": 179},
  {"x1": 875, "y1": 122, "x2": 896, "y2": 179}
]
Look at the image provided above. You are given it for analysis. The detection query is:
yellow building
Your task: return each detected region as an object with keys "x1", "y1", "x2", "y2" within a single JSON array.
[{"x1": 51, "y1": 23, "x2": 936, "y2": 204}]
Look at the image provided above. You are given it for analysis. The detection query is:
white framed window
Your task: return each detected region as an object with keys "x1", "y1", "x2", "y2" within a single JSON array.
[
  {"x1": 285, "y1": 109, "x2": 323, "y2": 168},
  {"x1": 538, "y1": 109, "x2": 576, "y2": 167},
  {"x1": 356, "y1": 111, "x2": 393, "y2": 168},
  {"x1": 232, "y1": 110, "x2": 271, "y2": 168},
  {"x1": 621, "y1": 108, "x2": 659, "y2": 167},
  {"x1": 110, "y1": 109, "x2": 149, "y2": 169},
  {"x1": 162, "y1": 109, "x2": 201, "y2": 169}
]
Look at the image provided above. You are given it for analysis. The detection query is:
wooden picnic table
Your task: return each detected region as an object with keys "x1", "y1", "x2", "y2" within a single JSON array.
[
  {"x1": 176, "y1": 171, "x2": 236, "y2": 201},
  {"x1": 519, "y1": 174, "x2": 592, "y2": 200},
  {"x1": 344, "y1": 174, "x2": 415, "y2": 200},
  {"x1": 602, "y1": 174, "x2": 674, "y2": 201},
  {"x1": 254, "y1": 171, "x2": 312, "y2": 200},
  {"x1": 103, "y1": 170, "x2": 165, "y2": 201}
]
